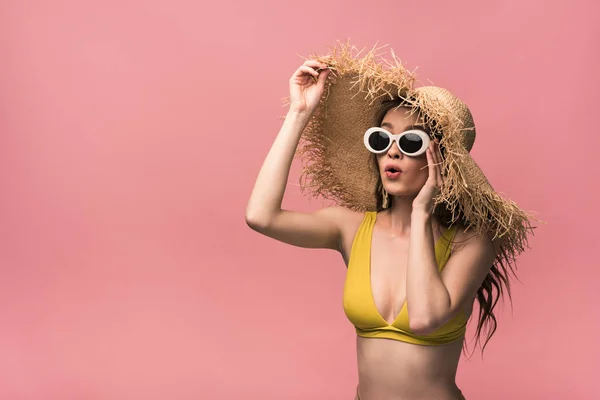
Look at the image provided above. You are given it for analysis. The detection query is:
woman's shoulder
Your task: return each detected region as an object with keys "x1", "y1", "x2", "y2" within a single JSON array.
[
  {"x1": 315, "y1": 206, "x2": 371, "y2": 239},
  {"x1": 317, "y1": 205, "x2": 367, "y2": 225},
  {"x1": 320, "y1": 207, "x2": 370, "y2": 262},
  {"x1": 450, "y1": 223, "x2": 498, "y2": 257}
]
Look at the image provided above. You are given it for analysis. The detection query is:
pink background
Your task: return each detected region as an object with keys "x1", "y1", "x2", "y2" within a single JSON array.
[{"x1": 1, "y1": 1, "x2": 598, "y2": 399}]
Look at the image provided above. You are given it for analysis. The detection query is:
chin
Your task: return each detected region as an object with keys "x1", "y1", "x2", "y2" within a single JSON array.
[{"x1": 384, "y1": 184, "x2": 419, "y2": 198}]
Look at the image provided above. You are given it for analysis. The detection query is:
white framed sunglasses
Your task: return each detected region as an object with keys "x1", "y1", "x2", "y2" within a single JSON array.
[{"x1": 363, "y1": 127, "x2": 431, "y2": 156}]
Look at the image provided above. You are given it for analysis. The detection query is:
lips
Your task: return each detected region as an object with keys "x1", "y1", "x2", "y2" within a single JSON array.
[
  {"x1": 385, "y1": 165, "x2": 402, "y2": 173},
  {"x1": 384, "y1": 164, "x2": 402, "y2": 179}
]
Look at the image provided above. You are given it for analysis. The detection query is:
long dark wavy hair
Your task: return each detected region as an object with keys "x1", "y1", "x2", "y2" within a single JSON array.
[{"x1": 373, "y1": 98, "x2": 511, "y2": 355}]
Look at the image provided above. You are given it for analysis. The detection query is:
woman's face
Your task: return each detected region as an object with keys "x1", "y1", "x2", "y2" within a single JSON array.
[{"x1": 376, "y1": 107, "x2": 430, "y2": 198}]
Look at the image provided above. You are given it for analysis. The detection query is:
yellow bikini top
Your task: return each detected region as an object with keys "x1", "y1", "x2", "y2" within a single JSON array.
[{"x1": 343, "y1": 211, "x2": 468, "y2": 345}]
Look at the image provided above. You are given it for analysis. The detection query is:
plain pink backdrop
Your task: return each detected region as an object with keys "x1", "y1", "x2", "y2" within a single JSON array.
[{"x1": 1, "y1": 0, "x2": 598, "y2": 399}]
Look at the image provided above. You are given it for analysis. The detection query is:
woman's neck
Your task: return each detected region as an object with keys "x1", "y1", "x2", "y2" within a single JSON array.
[{"x1": 383, "y1": 195, "x2": 417, "y2": 235}]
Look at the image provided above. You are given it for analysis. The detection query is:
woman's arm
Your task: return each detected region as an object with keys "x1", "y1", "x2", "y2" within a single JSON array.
[
  {"x1": 406, "y1": 141, "x2": 496, "y2": 334},
  {"x1": 406, "y1": 211, "x2": 496, "y2": 335},
  {"x1": 245, "y1": 60, "x2": 350, "y2": 251}
]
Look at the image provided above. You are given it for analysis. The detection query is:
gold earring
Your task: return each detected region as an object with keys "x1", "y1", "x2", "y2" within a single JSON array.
[{"x1": 381, "y1": 186, "x2": 389, "y2": 209}]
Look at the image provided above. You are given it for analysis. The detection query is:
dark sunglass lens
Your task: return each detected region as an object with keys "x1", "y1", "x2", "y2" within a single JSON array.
[
  {"x1": 368, "y1": 131, "x2": 390, "y2": 151},
  {"x1": 399, "y1": 133, "x2": 424, "y2": 154}
]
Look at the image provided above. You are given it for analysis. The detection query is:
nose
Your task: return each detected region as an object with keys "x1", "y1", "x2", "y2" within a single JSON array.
[{"x1": 386, "y1": 141, "x2": 403, "y2": 159}]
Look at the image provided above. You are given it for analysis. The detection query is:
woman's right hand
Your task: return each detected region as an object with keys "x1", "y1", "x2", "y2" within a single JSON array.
[{"x1": 288, "y1": 59, "x2": 330, "y2": 115}]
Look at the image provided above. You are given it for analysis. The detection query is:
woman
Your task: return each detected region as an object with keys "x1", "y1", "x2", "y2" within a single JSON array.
[{"x1": 245, "y1": 43, "x2": 534, "y2": 400}]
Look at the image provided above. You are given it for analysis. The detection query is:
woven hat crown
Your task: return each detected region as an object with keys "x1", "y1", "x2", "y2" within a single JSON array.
[{"x1": 412, "y1": 86, "x2": 476, "y2": 152}]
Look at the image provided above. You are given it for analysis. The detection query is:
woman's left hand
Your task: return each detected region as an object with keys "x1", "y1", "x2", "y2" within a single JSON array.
[{"x1": 412, "y1": 141, "x2": 444, "y2": 214}]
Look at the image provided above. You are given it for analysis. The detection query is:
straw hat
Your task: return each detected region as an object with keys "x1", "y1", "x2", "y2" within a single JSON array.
[{"x1": 293, "y1": 41, "x2": 536, "y2": 264}]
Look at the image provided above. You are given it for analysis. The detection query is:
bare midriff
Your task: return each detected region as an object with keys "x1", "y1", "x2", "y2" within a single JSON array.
[{"x1": 355, "y1": 336, "x2": 465, "y2": 400}]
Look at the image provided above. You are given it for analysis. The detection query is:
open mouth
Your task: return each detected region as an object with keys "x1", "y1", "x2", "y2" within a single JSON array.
[
  {"x1": 384, "y1": 166, "x2": 402, "y2": 179},
  {"x1": 385, "y1": 166, "x2": 402, "y2": 173}
]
